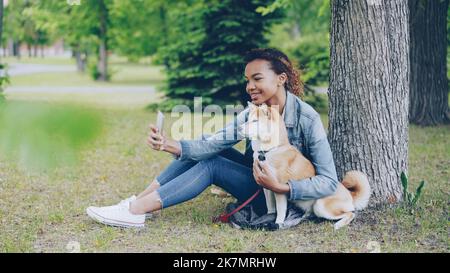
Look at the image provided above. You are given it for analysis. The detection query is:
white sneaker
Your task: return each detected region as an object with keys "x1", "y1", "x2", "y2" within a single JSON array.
[
  {"x1": 145, "y1": 212, "x2": 154, "y2": 220},
  {"x1": 117, "y1": 195, "x2": 154, "y2": 220},
  {"x1": 86, "y1": 197, "x2": 145, "y2": 228}
]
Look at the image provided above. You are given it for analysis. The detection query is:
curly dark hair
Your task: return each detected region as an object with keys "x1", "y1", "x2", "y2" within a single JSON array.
[{"x1": 243, "y1": 48, "x2": 304, "y2": 97}]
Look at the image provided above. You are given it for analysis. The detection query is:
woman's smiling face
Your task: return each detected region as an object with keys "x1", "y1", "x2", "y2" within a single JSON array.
[{"x1": 244, "y1": 59, "x2": 284, "y2": 105}]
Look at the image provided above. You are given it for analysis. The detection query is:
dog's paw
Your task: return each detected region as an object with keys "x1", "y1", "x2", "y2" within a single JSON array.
[{"x1": 333, "y1": 222, "x2": 346, "y2": 230}]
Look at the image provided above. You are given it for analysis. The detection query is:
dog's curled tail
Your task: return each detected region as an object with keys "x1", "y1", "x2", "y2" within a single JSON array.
[{"x1": 341, "y1": 171, "x2": 371, "y2": 210}]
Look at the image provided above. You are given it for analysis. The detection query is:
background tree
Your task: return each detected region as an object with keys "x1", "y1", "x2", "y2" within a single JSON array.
[
  {"x1": 409, "y1": 0, "x2": 449, "y2": 126},
  {"x1": 34, "y1": 0, "x2": 112, "y2": 80},
  {"x1": 328, "y1": 0, "x2": 410, "y2": 206},
  {"x1": 260, "y1": 0, "x2": 331, "y2": 87},
  {"x1": 3, "y1": 0, "x2": 27, "y2": 58},
  {"x1": 36, "y1": 0, "x2": 98, "y2": 72},
  {"x1": 260, "y1": 0, "x2": 331, "y2": 112},
  {"x1": 0, "y1": 0, "x2": 5, "y2": 102},
  {"x1": 0, "y1": 0, "x2": 3, "y2": 48},
  {"x1": 34, "y1": 0, "x2": 166, "y2": 76},
  {"x1": 109, "y1": 0, "x2": 164, "y2": 62},
  {"x1": 96, "y1": 0, "x2": 109, "y2": 81},
  {"x1": 22, "y1": 2, "x2": 51, "y2": 58},
  {"x1": 155, "y1": 0, "x2": 282, "y2": 111}
]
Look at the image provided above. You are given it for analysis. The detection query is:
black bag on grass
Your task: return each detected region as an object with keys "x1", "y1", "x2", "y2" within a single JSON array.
[{"x1": 225, "y1": 202, "x2": 307, "y2": 231}]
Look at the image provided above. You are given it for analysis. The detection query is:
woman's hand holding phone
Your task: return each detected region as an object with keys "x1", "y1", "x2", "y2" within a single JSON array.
[
  {"x1": 147, "y1": 113, "x2": 181, "y2": 156},
  {"x1": 147, "y1": 124, "x2": 165, "y2": 151}
]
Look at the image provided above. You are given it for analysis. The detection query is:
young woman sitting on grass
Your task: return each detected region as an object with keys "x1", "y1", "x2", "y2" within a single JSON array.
[{"x1": 86, "y1": 48, "x2": 339, "y2": 228}]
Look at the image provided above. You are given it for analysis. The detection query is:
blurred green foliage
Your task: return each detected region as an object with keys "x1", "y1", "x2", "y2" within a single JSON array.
[
  {"x1": 0, "y1": 63, "x2": 9, "y2": 102},
  {"x1": 290, "y1": 33, "x2": 330, "y2": 87},
  {"x1": 303, "y1": 92, "x2": 328, "y2": 114},
  {"x1": 3, "y1": 0, "x2": 170, "y2": 80},
  {"x1": 0, "y1": 102, "x2": 103, "y2": 171},
  {"x1": 263, "y1": 0, "x2": 331, "y2": 112},
  {"x1": 265, "y1": 0, "x2": 331, "y2": 87},
  {"x1": 3, "y1": 0, "x2": 333, "y2": 106},
  {"x1": 152, "y1": 0, "x2": 283, "y2": 112}
]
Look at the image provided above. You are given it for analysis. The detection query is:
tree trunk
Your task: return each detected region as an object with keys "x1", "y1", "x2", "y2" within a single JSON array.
[
  {"x1": 73, "y1": 44, "x2": 86, "y2": 72},
  {"x1": 13, "y1": 41, "x2": 20, "y2": 59},
  {"x1": 290, "y1": 21, "x2": 301, "y2": 39},
  {"x1": 76, "y1": 52, "x2": 86, "y2": 72},
  {"x1": 329, "y1": 0, "x2": 410, "y2": 206},
  {"x1": 33, "y1": 45, "x2": 38, "y2": 58},
  {"x1": 27, "y1": 44, "x2": 32, "y2": 58},
  {"x1": 7, "y1": 39, "x2": 14, "y2": 57},
  {"x1": 409, "y1": 0, "x2": 449, "y2": 126},
  {"x1": 97, "y1": 0, "x2": 108, "y2": 81},
  {"x1": 159, "y1": 5, "x2": 170, "y2": 67}
]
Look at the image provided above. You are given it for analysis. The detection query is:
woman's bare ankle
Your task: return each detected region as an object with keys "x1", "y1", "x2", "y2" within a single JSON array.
[
  {"x1": 130, "y1": 192, "x2": 162, "y2": 215},
  {"x1": 136, "y1": 179, "x2": 160, "y2": 199}
]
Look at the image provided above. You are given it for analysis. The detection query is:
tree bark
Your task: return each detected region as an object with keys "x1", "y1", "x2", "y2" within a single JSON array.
[
  {"x1": 75, "y1": 51, "x2": 86, "y2": 72},
  {"x1": 97, "y1": 0, "x2": 109, "y2": 81},
  {"x1": 13, "y1": 41, "x2": 20, "y2": 59},
  {"x1": 73, "y1": 44, "x2": 86, "y2": 72},
  {"x1": 33, "y1": 45, "x2": 38, "y2": 58},
  {"x1": 290, "y1": 21, "x2": 301, "y2": 39},
  {"x1": 159, "y1": 5, "x2": 170, "y2": 68},
  {"x1": 409, "y1": 0, "x2": 449, "y2": 126},
  {"x1": 329, "y1": 0, "x2": 410, "y2": 206}
]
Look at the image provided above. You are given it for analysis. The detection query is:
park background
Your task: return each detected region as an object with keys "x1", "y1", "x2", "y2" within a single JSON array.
[{"x1": 0, "y1": 0, "x2": 448, "y2": 252}]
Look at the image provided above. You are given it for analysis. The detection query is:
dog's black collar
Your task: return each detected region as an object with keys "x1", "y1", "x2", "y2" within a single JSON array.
[
  {"x1": 257, "y1": 147, "x2": 276, "y2": 161},
  {"x1": 258, "y1": 151, "x2": 267, "y2": 161}
]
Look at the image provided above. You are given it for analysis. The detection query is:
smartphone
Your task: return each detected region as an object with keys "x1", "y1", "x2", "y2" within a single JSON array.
[{"x1": 156, "y1": 111, "x2": 164, "y2": 133}]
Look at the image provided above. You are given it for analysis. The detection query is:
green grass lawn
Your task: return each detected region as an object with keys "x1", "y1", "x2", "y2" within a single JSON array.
[
  {"x1": 5, "y1": 89, "x2": 164, "y2": 110},
  {"x1": 7, "y1": 63, "x2": 165, "y2": 87},
  {"x1": 2, "y1": 55, "x2": 153, "y2": 66},
  {"x1": 0, "y1": 106, "x2": 448, "y2": 253},
  {"x1": 3, "y1": 57, "x2": 166, "y2": 109}
]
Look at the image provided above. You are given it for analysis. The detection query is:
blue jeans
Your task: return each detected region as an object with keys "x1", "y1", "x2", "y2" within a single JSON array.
[{"x1": 155, "y1": 148, "x2": 267, "y2": 215}]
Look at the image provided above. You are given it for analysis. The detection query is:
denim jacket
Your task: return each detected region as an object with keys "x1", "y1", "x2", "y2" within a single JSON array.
[{"x1": 176, "y1": 91, "x2": 339, "y2": 201}]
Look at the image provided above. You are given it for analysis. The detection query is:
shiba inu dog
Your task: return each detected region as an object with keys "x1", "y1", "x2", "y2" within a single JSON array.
[{"x1": 239, "y1": 103, "x2": 371, "y2": 229}]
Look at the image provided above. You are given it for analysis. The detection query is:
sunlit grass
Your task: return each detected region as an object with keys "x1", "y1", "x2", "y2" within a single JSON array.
[
  {"x1": 3, "y1": 57, "x2": 166, "y2": 108},
  {"x1": 2, "y1": 55, "x2": 153, "y2": 66},
  {"x1": 0, "y1": 105, "x2": 448, "y2": 252},
  {"x1": 8, "y1": 63, "x2": 165, "y2": 87},
  {"x1": 5, "y1": 91, "x2": 163, "y2": 110}
]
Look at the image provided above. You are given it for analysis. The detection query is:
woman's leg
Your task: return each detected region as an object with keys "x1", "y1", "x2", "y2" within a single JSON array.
[
  {"x1": 86, "y1": 150, "x2": 257, "y2": 228},
  {"x1": 135, "y1": 147, "x2": 250, "y2": 200},
  {"x1": 136, "y1": 159, "x2": 198, "y2": 199},
  {"x1": 130, "y1": 155, "x2": 266, "y2": 215}
]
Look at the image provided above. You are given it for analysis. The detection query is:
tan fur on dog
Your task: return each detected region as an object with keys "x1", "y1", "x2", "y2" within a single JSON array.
[{"x1": 240, "y1": 103, "x2": 371, "y2": 229}]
